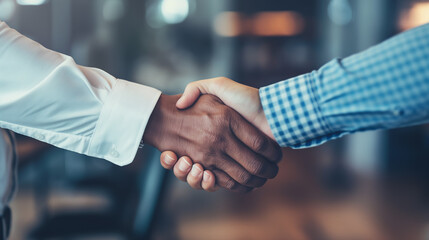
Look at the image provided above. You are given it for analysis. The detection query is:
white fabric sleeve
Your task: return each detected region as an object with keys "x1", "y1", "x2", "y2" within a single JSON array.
[{"x1": 0, "y1": 21, "x2": 161, "y2": 166}]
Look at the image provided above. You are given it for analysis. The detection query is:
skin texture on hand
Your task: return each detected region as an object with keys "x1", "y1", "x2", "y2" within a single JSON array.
[
  {"x1": 145, "y1": 94, "x2": 281, "y2": 193},
  {"x1": 176, "y1": 77, "x2": 275, "y2": 140},
  {"x1": 160, "y1": 78, "x2": 282, "y2": 192}
]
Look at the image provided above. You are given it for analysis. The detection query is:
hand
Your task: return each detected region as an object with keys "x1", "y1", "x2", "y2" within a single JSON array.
[
  {"x1": 160, "y1": 77, "x2": 281, "y2": 192},
  {"x1": 144, "y1": 94, "x2": 281, "y2": 193},
  {"x1": 176, "y1": 77, "x2": 274, "y2": 140}
]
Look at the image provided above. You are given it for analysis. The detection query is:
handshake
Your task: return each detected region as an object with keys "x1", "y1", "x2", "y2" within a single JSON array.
[{"x1": 143, "y1": 77, "x2": 282, "y2": 193}]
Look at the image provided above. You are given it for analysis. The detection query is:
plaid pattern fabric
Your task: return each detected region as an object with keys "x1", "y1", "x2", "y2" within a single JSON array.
[{"x1": 260, "y1": 23, "x2": 429, "y2": 148}]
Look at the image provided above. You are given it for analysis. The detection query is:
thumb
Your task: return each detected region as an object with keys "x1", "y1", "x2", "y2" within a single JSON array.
[
  {"x1": 176, "y1": 83, "x2": 202, "y2": 109},
  {"x1": 176, "y1": 80, "x2": 216, "y2": 109}
]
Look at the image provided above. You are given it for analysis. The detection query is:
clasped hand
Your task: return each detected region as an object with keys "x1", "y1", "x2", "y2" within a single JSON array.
[{"x1": 144, "y1": 77, "x2": 282, "y2": 193}]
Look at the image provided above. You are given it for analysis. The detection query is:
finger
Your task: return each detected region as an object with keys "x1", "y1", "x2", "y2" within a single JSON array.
[
  {"x1": 226, "y1": 137, "x2": 279, "y2": 179},
  {"x1": 220, "y1": 154, "x2": 268, "y2": 187},
  {"x1": 173, "y1": 156, "x2": 193, "y2": 182},
  {"x1": 160, "y1": 151, "x2": 178, "y2": 170},
  {"x1": 202, "y1": 170, "x2": 218, "y2": 192},
  {"x1": 176, "y1": 82, "x2": 203, "y2": 109},
  {"x1": 187, "y1": 164, "x2": 204, "y2": 190},
  {"x1": 176, "y1": 78, "x2": 226, "y2": 109},
  {"x1": 212, "y1": 169, "x2": 253, "y2": 193},
  {"x1": 230, "y1": 115, "x2": 282, "y2": 163}
]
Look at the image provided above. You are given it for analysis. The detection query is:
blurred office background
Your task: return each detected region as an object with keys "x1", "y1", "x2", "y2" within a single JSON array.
[{"x1": 1, "y1": 0, "x2": 429, "y2": 239}]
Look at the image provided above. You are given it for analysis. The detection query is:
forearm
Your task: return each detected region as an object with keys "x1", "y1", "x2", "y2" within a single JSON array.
[
  {"x1": 261, "y1": 23, "x2": 429, "y2": 148},
  {"x1": 0, "y1": 21, "x2": 161, "y2": 165}
]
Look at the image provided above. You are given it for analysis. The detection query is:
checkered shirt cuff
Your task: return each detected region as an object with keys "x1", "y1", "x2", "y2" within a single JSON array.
[{"x1": 260, "y1": 73, "x2": 342, "y2": 148}]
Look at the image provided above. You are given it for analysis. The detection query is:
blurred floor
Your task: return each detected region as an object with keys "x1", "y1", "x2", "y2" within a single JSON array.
[
  {"x1": 151, "y1": 146, "x2": 429, "y2": 240},
  {"x1": 10, "y1": 189, "x2": 124, "y2": 240},
  {"x1": 8, "y1": 144, "x2": 429, "y2": 240}
]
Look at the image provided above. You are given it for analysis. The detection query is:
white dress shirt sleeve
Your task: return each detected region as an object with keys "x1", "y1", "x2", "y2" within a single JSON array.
[{"x1": 0, "y1": 21, "x2": 161, "y2": 166}]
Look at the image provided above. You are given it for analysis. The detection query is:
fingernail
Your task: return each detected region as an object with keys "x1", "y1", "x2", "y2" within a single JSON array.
[
  {"x1": 178, "y1": 158, "x2": 192, "y2": 172},
  {"x1": 203, "y1": 172, "x2": 210, "y2": 182},
  {"x1": 164, "y1": 154, "x2": 175, "y2": 165},
  {"x1": 190, "y1": 165, "x2": 202, "y2": 177}
]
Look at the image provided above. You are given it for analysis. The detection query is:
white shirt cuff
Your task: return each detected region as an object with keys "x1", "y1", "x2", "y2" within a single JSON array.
[{"x1": 88, "y1": 79, "x2": 161, "y2": 166}]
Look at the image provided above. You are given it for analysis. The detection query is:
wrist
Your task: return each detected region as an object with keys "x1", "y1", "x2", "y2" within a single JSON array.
[
  {"x1": 255, "y1": 93, "x2": 276, "y2": 141},
  {"x1": 143, "y1": 94, "x2": 181, "y2": 149}
]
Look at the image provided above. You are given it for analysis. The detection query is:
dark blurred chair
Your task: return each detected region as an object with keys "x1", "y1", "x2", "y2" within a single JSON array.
[{"x1": 26, "y1": 146, "x2": 168, "y2": 240}]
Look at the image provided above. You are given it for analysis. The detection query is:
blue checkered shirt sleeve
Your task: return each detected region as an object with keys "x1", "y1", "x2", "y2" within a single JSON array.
[{"x1": 260, "y1": 23, "x2": 429, "y2": 148}]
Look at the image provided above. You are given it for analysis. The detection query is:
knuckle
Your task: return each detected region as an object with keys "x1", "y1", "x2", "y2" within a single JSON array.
[
  {"x1": 211, "y1": 115, "x2": 228, "y2": 133},
  {"x1": 237, "y1": 171, "x2": 253, "y2": 185},
  {"x1": 206, "y1": 137, "x2": 226, "y2": 154},
  {"x1": 249, "y1": 161, "x2": 265, "y2": 176},
  {"x1": 224, "y1": 106, "x2": 234, "y2": 115},
  {"x1": 252, "y1": 136, "x2": 268, "y2": 152},
  {"x1": 218, "y1": 106, "x2": 233, "y2": 119},
  {"x1": 224, "y1": 178, "x2": 237, "y2": 190},
  {"x1": 213, "y1": 134, "x2": 226, "y2": 145},
  {"x1": 214, "y1": 114, "x2": 229, "y2": 128}
]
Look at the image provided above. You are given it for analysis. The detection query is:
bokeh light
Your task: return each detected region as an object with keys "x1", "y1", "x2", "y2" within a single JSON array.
[
  {"x1": 327, "y1": 0, "x2": 353, "y2": 26},
  {"x1": 160, "y1": 0, "x2": 189, "y2": 24},
  {"x1": 16, "y1": 0, "x2": 47, "y2": 6},
  {"x1": 0, "y1": 0, "x2": 16, "y2": 20}
]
